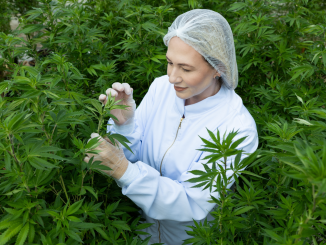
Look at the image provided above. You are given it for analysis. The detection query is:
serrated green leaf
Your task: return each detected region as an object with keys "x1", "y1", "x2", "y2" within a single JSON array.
[
  {"x1": 0, "y1": 221, "x2": 23, "y2": 245},
  {"x1": 67, "y1": 216, "x2": 82, "y2": 222},
  {"x1": 67, "y1": 199, "x2": 84, "y2": 216},
  {"x1": 94, "y1": 227, "x2": 110, "y2": 241},
  {"x1": 15, "y1": 223, "x2": 29, "y2": 245},
  {"x1": 111, "y1": 220, "x2": 131, "y2": 231},
  {"x1": 83, "y1": 186, "x2": 98, "y2": 200},
  {"x1": 64, "y1": 229, "x2": 83, "y2": 243},
  {"x1": 233, "y1": 206, "x2": 255, "y2": 216}
]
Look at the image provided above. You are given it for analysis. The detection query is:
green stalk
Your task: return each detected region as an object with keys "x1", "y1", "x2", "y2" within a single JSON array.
[
  {"x1": 295, "y1": 184, "x2": 316, "y2": 242},
  {"x1": 97, "y1": 114, "x2": 103, "y2": 134},
  {"x1": 59, "y1": 174, "x2": 70, "y2": 205}
]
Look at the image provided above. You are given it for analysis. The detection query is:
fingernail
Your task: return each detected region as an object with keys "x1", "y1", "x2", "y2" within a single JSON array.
[{"x1": 91, "y1": 133, "x2": 100, "y2": 138}]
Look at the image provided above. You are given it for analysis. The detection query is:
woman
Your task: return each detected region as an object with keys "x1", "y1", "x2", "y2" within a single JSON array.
[{"x1": 84, "y1": 9, "x2": 258, "y2": 244}]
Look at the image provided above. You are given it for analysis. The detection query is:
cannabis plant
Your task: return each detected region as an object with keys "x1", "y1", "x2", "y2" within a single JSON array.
[{"x1": 1, "y1": 0, "x2": 326, "y2": 244}]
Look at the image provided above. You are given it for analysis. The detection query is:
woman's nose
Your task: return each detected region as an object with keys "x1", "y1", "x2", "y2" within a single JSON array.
[{"x1": 168, "y1": 67, "x2": 182, "y2": 84}]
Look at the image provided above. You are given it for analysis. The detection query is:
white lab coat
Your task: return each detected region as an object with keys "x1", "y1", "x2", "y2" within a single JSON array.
[{"x1": 107, "y1": 75, "x2": 258, "y2": 244}]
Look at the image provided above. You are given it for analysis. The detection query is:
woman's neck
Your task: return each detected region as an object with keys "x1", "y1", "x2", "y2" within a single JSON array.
[{"x1": 185, "y1": 81, "x2": 221, "y2": 106}]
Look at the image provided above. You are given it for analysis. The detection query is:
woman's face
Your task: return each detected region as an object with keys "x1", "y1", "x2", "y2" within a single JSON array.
[{"x1": 166, "y1": 37, "x2": 220, "y2": 105}]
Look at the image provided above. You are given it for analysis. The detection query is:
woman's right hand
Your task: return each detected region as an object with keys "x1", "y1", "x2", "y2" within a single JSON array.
[{"x1": 99, "y1": 82, "x2": 136, "y2": 126}]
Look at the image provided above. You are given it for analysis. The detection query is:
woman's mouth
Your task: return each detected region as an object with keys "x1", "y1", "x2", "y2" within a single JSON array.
[{"x1": 174, "y1": 85, "x2": 187, "y2": 92}]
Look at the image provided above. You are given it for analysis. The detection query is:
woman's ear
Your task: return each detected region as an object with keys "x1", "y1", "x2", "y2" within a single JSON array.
[{"x1": 214, "y1": 71, "x2": 221, "y2": 79}]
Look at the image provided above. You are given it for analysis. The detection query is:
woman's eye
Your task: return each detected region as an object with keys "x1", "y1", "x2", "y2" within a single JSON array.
[{"x1": 167, "y1": 62, "x2": 190, "y2": 72}]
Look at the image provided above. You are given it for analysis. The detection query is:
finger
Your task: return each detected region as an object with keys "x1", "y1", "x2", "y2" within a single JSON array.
[
  {"x1": 103, "y1": 136, "x2": 122, "y2": 149},
  {"x1": 122, "y1": 83, "x2": 131, "y2": 95},
  {"x1": 91, "y1": 133, "x2": 103, "y2": 141},
  {"x1": 91, "y1": 132, "x2": 100, "y2": 138},
  {"x1": 106, "y1": 88, "x2": 118, "y2": 98},
  {"x1": 91, "y1": 133, "x2": 104, "y2": 143},
  {"x1": 129, "y1": 88, "x2": 134, "y2": 99},
  {"x1": 112, "y1": 82, "x2": 124, "y2": 92},
  {"x1": 99, "y1": 94, "x2": 107, "y2": 105},
  {"x1": 103, "y1": 136, "x2": 115, "y2": 145},
  {"x1": 90, "y1": 133, "x2": 107, "y2": 147}
]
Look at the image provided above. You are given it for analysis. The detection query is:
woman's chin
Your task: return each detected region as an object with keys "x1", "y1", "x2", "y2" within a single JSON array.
[{"x1": 175, "y1": 91, "x2": 190, "y2": 100}]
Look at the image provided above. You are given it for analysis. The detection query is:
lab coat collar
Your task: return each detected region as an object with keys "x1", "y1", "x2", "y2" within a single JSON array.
[{"x1": 174, "y1": 83, "x2": 228, "y2": 118}]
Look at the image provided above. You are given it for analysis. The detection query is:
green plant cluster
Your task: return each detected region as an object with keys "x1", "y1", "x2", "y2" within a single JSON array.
[
  {"x1": 183, "y1": 0, "x2": 326, "y2": 244},
  {"x1": 0, "y1": 0, "x2": 12, "y2": 35},
  {"x1": 0, "y1": 0, "x2": 326, "y2": 244},
  {"x1": 0, "y1": 0, "x2": 39, "y2": 35}
]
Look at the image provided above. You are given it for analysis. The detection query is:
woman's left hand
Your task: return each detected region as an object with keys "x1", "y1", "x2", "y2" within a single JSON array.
[{"x1": 84, "y1": 133, "x2": 128, "y2": 180}]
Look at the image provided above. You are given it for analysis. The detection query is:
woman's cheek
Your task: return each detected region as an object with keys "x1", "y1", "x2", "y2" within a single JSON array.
[{"x1": 184, "y1": 74, "x2": 200, "y2": 88}]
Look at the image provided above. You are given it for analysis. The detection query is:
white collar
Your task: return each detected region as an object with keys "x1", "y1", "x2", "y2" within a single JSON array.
[{"x1": 174, "y1": 83, "x2": 230, "y2": 118}]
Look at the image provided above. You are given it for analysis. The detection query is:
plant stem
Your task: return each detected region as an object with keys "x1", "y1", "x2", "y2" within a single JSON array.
[
  {"x1": 80, "y1": 170, "x2": 89, "y2": 197},
  {"x1": 224, "y1": 156, "x2": 227, "y2": 171},
  {"x1": 97, "y1": 114, "x2": 103, "y2": 134},
  {"x1": 9, "y1": 134, "x2": 20, "y2": 169},
  {"x1": 41, "y1": 112, "x2": 50, "y2": 141},
  {"x1": 24, "y1": 183, "x2": 31, "y2": 193},
  {"x1": 50, "y1": 184, "x2": 67, "y2": 204},
  {"x1": 59, "y1": 174, "x2": 69, "y2": 205},
  {"x1": 49, "y1": 124, "x2": 57, "y2": 145},
  {"x1": 91, "y1": 170, "x2": 94, "y2": 187},
  {"x1": 295, "y1": 184, "x2": 316, "y2": 242}
]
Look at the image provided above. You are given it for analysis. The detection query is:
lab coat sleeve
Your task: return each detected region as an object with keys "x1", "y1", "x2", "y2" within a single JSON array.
[
  {"x1": 106, "y1": 80, "x2": 157, "y2": 163},
  {"x1": 117, "y1": 127, "x2": 258, "y2": 222}
]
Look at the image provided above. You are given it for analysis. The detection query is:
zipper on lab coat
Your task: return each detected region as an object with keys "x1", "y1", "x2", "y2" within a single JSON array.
[
  {"x1": 158, "y1": 116, "x2": 184, "y2": 243},
  {"x1": 159, "y1": 117, "x2": 184, "y2": 176}
]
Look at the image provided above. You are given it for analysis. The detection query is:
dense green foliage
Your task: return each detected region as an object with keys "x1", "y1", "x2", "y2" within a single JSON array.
[
  {"x1": 0, "y1": 0, "x2": 326, "y2": 244},
  {"x1": 0, "y1": 0, "x2": 12, "y2": 34},
  {"x1": 0, "y1": 0, "x2": 39, "y2": 35}
]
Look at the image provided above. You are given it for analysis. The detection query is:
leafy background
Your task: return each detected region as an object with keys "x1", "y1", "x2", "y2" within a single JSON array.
[{"x1": 0, "y1": 0, "x2": 326, "y2": 244}]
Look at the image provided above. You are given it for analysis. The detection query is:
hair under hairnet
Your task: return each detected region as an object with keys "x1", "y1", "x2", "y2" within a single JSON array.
[{"x1": 163, "y1": 9, "x2": 238, "y2": 90}]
